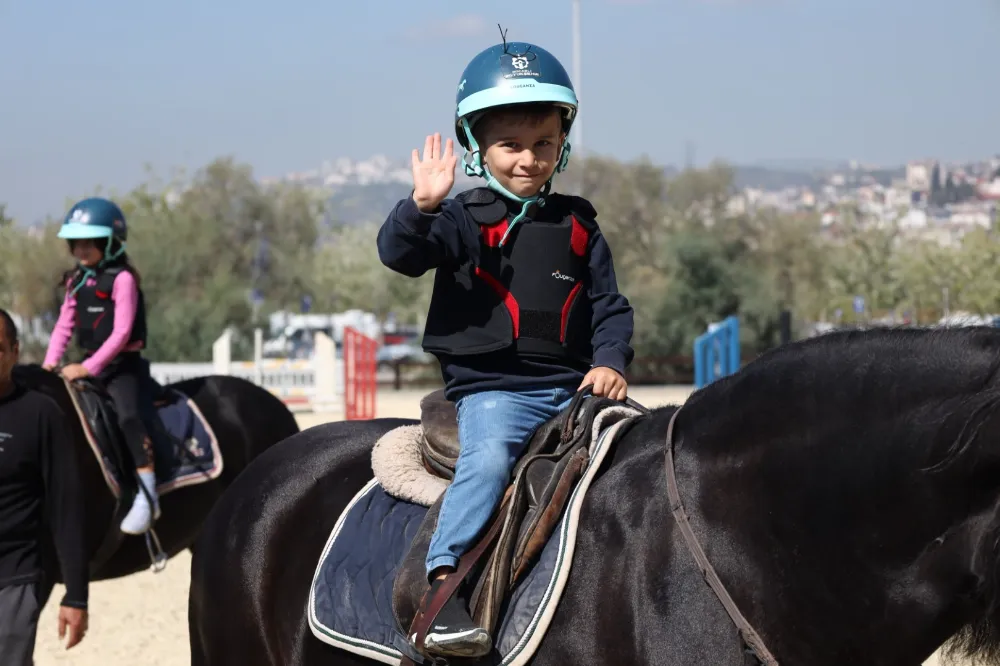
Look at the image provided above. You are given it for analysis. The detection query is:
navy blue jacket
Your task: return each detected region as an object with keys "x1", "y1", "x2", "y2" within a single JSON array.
[{"x1": 377, "y1": 192, "x2": 634, "y2": 400}]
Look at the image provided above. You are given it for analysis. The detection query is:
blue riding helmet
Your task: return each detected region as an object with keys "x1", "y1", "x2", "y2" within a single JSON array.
[
  {"x1": 455, "y1": 41, "x2": 578, "y2": 244},
  {"x1": 58, "y1": 197, "x2": 128, "y2": 266},
  {"x1": 59, "y1": 197, "x2": 128, "y2": 241}
]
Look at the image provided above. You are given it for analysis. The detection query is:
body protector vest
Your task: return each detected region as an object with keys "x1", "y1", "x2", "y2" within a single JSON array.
[
  {"x1": 72, "y1": 264, "x2": 148, "y2": 353},
  {"x1": 421, "y1": 188, "x2": 597, "y2": 365}
]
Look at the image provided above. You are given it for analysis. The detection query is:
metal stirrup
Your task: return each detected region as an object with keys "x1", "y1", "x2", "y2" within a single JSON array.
[{"x1": 144, "y1": 529, "x2": 167, "y2": 572}]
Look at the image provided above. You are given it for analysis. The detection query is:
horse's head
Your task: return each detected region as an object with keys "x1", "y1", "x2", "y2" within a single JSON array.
[{"x1": 673, "y1": 326, "x2": 1000, "y2": 664}]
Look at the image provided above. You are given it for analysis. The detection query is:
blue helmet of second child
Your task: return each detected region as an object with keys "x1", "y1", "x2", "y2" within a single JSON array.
[
  {"x1": 58, "y1": 197, "x2": 129, "y2": 264},
  {"x1": 454, "y1": 41, "x2": 578, "y2": 208}
]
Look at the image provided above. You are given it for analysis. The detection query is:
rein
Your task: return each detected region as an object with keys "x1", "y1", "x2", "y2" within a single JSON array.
[{"x1": 664, "y1": 407, "x2": 779, "y2": 665}]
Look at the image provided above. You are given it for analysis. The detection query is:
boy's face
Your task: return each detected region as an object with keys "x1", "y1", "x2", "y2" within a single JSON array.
[{"x1": 479, "y1": 109, "x2": 565, "y2": 199}]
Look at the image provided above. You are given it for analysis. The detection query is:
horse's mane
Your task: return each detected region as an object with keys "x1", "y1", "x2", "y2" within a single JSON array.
[
  {"x1": 946, "y1": 515, "x2": 1000, "y2": 663},
  {"x1": 673, "y1": 326, "x2": 1000, "y2": 663},
  {"x1": 681, "y1": 326, "x2": 1000, "y2": 463}
]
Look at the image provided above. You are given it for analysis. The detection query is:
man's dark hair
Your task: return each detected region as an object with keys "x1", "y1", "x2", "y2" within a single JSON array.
[{"x1": 0, "y1": 308, "x2": 18, "y2": 345}]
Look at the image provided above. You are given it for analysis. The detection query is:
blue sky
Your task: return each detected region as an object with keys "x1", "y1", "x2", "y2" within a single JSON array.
[{"x1": 1, "y1": 0, "x2": 996, "y2": 223}]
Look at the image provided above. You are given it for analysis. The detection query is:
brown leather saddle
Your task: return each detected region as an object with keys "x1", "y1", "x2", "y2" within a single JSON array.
[{"x1": 395, "y1": 387, "x2": 639, "y2": 664}]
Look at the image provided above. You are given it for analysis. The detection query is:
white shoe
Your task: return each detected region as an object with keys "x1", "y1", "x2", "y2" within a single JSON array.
[{"x1": 120, "y1": 488, "x2": 161, "y2": 535}]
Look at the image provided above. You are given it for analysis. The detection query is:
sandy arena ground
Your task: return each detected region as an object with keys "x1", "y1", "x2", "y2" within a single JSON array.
[{"x1": 33, "y1": 385, "x2": 957, "y2": 665}]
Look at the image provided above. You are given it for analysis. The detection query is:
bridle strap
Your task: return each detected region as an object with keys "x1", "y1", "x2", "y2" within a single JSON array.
[{"x1": 664, "y1": 407, "x2": 779, "y2": 665}]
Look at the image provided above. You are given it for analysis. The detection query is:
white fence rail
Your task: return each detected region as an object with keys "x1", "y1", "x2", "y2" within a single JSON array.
[{"x1": 149, "y1": 328, "x2": 341, "y2": 412}]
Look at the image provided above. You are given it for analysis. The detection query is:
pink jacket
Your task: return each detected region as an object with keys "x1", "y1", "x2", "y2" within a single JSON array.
[{"x1": 43, "y1": 270, "x2": 143, "y2": 376}]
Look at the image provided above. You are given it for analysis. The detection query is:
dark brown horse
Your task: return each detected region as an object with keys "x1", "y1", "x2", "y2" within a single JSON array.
[
  {"x1": 13, "y1": 363, "x2": 300, "y2": 606},
  {"x1": 189, "y1": 327, "x2": 1000, "y2": 664}
]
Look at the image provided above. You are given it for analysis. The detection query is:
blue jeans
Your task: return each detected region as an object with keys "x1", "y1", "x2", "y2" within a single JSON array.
[{"x1": 425, "y1": 387, "x2": 575, "y2": 576}]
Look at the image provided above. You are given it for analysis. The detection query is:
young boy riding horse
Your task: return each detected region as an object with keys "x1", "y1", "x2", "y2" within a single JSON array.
[{"x1": 377, "y1": 36, "x2": 634, "y2": 658}]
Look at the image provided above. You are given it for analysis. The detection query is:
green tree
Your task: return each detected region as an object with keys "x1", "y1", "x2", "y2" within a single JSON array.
[
  {"x1": 12, "y1": 151, "x2": 996, "y2": 372},
  {"x1": 2, "y1": 222, "x2": 67, "y2": 320},
  {"x1": 892, "y1": 238, "x2": 959, "y2": 322},
  {"x1": 649, "y1": 227, "x2": 747, "y2": 354},
  {"x1": 565, "y1": 154, "x2": 834, "y2": 355},
  {"x1": 737, "y1": 209, "x2": 830, "y2": 343},
  {"x1": 312, "y1": 222, "x2": 433, "y2": 323},
  {"x1": 824, "y1": 207, "x2": 905, "y2": 320},
  {"x1": 119, "y1": 158, "x2": 323, "y2": 360},
  {"x1": 952, "y1": 228, "x2": 1000, "y2": 314}
]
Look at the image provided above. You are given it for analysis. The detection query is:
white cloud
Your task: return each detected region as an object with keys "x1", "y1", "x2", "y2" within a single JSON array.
[
  {"x1": 440, "y1": 14, "x2": 490, "y2": 36},
  {"x1": 405, "y1": 14, "x2": 491, "y2": 40}
]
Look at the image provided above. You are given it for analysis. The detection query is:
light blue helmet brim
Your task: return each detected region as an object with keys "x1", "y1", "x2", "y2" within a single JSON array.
[
  {"x1": 57, "y1": 223, "x2": 114, "y2": 239},
  {"x1": 457, "y1": 82, "x2": 578, "y2": 122}
]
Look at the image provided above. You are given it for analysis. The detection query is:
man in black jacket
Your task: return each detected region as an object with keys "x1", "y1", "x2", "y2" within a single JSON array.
[{"x1": 0, "y1": 308, "x2": 89, "y2": 664}]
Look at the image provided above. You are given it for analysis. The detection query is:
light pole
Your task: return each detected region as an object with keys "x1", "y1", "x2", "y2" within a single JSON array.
[{"x1": 572, "y1": 0, "x2": 582, "y2": 156}]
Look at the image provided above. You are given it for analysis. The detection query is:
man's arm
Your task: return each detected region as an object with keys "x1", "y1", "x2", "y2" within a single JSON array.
[
  {"x1": 39, "y1": 404, "x2": 88, "y2": 609},
  {"x1": 587, "y1": 232, "x2": 635, "y2": 376},
  {"x1": 376, "y1": 196, "x2": 470, "y2": 277}
]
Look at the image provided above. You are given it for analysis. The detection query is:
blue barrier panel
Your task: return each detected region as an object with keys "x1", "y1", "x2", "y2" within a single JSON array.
[{"x1": 693, "y1": 315, "x2": 741, "y2": 389}]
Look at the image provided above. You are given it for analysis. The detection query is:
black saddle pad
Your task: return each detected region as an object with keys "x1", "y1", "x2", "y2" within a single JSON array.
[
  {"x1": 308, "y1": 404, "x2": 639, "y2": 665},
  {"x1": 69, "y1": 382, "x2": 223, "y2": 498}
]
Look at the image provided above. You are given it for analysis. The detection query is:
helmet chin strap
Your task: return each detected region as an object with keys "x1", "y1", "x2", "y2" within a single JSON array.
[
  {"x1": 99, "y1": 237, "x2": 125, "y2": 267},
  {"x1": 461, "y1": 117, "x2": 572, "y2": 247},
  {"x1": 67, "y1": 237, "x2": 127, "y2": 295}
]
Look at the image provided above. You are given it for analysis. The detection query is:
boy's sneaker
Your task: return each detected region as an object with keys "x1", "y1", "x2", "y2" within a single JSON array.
[{"x1": 414, "y1": 579, "x2": 492, "y2": 658}]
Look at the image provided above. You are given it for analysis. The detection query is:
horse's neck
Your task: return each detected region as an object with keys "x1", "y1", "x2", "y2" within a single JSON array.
[
  {"x1": 15, "y1": 366, "x2": 67, "y2": 403},
  {"x1": 674, "y1": 412, "x2": 995, "y2": 665}
]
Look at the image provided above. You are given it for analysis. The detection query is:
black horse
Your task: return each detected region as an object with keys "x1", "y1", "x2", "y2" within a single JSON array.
[
  {"x1": 13, "y1": 363, "x2": 300, "y2": 608},
  {"x1": 189, "y1": 326, "x2": 1000, "y2": 665}
]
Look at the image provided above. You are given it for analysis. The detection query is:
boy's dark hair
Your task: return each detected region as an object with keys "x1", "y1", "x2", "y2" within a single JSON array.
[
  {"x1": 472, "y1": 102, "x2": 570, "y2": 146},
  {"x1": 0, "y1": 308, "x2": 18, "y2": 344}
]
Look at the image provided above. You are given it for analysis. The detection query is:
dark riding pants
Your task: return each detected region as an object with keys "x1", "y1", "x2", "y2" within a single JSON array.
[
  {"x1": 96, "y1": 352, "x2": 157, "y2": 469},
  {"x1": 0, "y1": 583, "x2": 40, "y2": 666}
]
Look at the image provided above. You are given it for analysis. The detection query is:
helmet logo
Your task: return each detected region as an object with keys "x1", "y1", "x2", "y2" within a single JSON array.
[
  {"x1": 70, "y1": 209, "x2": 90, "y2": 224},
  {"x1": 458, "y1": 79, "x2": 466, "y2": 92},
  {"x1": 500, "y1": 51, "x2": 539, "y2": 79}
]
